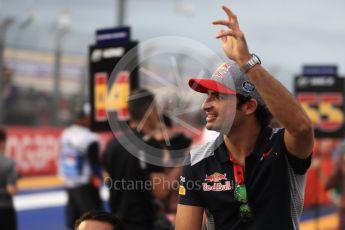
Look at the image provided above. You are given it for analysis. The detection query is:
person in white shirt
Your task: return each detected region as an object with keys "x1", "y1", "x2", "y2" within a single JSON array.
[{"x1": 59, "y1": 108, "x2": 103, "y2": 229}]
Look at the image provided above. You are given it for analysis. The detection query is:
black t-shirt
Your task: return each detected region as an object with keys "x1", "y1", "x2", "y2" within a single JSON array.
[
  {"x1": 102, "y1": 130, "x2": 164, "y2": 226},
  {"x1": 178, "y1": 127, "x2": 312, "y2": 230}
]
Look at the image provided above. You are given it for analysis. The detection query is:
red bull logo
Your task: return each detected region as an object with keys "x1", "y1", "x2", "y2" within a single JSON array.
[
  {"x1": 205, "y1": 172, "x2": 227, "y2": 182},
  {"x1": 202, "y1": 181, "x2": 232, "y2": 192},
  {"x1": 212, "y1": 63, "x2": 230, "y2": 79}
]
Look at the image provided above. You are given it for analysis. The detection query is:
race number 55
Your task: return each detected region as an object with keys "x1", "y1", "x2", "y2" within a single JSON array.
[{"x1": 298, "y1": 93, "x2": 344, "y2": 132}]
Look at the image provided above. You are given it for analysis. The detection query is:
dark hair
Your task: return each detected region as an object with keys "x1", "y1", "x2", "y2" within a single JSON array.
[
  {"x1": 162, "y1": 113, "x2": 173, "y2": 128},
  {"x1": 74, "y1": 210, "x2": 125, "y2": 230},
  {"x1": 127, "y1": 88, "x2": 155, "y2": 121},
  {"x1": 0, "y1": 128, "x2": 6, "y2": 141},
  {"x1": 76, "y1": 110, "x2": 88, "y2": 120},
  {"x1": 236, "y1": 94, "x2": 272, "y2": 128}
]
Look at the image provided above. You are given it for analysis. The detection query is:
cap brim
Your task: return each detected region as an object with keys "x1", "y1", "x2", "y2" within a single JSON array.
[{"x1": 188, "y1": 78, "x2": 236, "y2": 95}]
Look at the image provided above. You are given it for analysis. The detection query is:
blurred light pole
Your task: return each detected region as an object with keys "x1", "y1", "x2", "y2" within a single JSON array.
[
  {"x1": 117, "y1": 0, "x2": 126, "y2": 26},
  {"x1": 52, "y1": 10, "x2": 70, "y2": 126},
  {"x1": 19, "y1": 9, "x2": 35, "y2": 30},
  {"x1": 0, "y1": 17, "x2": 14, "y2": 125}
]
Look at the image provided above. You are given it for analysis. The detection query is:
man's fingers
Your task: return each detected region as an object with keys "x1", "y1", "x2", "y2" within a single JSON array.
[
  {"x1": 222, "y1": 5, "x2": 236, "y2": 20},
  {"x1": 221, "y1": 5, "x2": 239, "y2": 28},
  {"x1": 213, "y1": 5, "x2": 240, "y2": 29},
  {"x1": 217, "y1": 29, "x2": 228, "y2": 42},
  {"x1": 212, "y1": 20, "x2": 230, "y2": 27},
  {"x1": 216, "y1": 30, "x2": 235, "y2": 39}
]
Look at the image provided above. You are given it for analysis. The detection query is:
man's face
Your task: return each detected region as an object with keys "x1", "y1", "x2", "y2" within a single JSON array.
[
  {"x1": 134, "y1": 103, "x2": 161, "y2": 134},
  {"x1": 76, "y1": 220, "x2": 113, "y2": 230},
  {"x1": 82, "y1": 115, "x2": 91, "y2": 127},
  {"x1": 202, "y1": 90, "x2": 237, "y2": 133}
]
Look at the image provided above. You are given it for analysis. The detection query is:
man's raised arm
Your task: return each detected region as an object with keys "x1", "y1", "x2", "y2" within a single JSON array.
[{"x1": 213, "y1": 5, "x2": 314, "y2": 159}]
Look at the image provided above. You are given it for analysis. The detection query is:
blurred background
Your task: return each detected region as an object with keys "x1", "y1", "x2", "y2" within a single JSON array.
[{"x1": 1, "y1": 0, "x2": 345, "y2": 229}]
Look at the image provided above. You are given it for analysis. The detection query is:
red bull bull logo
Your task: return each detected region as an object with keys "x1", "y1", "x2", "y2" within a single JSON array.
[
  {"x1": 205, "y1": 172, "x2": 227, "y2": 182},
  {"x1": 203, "y1": 172, "x2": 232, "y2": 191}
]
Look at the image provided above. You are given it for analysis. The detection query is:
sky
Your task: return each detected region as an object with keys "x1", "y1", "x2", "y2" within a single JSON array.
[{"x1": 1, "y1": 0, "x2": 345, "y2": 91}]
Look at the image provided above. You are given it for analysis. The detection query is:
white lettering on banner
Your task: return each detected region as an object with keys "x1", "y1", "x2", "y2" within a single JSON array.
[
  {"x1": 4, "y1": 128, "x2": 112, "y2": 177},
  {"x1": 102, "y1": 47, "x2": 125, "y2": 58},
  {"x1": 91, "y1": 47, "x2": 125, "y2": 62},
  {"x1": 6, "y1": 133, "x2": 60, "y2": 176},
  {"x1": 297, "y1": 77, "x2": 335, "y2": 87},
  {"x1": 91, "y1": 49, "x2": 102, "y2": 62}
]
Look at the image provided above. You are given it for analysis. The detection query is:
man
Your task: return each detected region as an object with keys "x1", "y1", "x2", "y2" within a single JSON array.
[
  {"x1": 59, "y1": 107, "x2": 103, "y2": 229},
  {"x1": 0, "y1": 128, "x2": 18, "y2": 230},
  {"x1": 74, "y1": 210, "x2": 125, "y2": 230},
  {"x1": 175, "y1": 5, "x2": 314, "y2": 230},
  {"x1": 103, "y1": 88, "x2": 180, "y2": 230}
]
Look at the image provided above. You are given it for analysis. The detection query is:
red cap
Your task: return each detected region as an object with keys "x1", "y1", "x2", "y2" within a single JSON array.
[{"x1": 188, "y1": 78, "x2": 236, "y2": 95}]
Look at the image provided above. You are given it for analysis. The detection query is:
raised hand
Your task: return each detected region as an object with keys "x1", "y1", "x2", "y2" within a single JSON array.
[{"x1": 212, "y1": 5, "x2": 251, "y2": 66}]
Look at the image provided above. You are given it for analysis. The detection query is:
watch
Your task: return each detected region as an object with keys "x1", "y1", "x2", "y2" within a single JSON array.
[{"x1": 240, "y1": 54, "x2": 261, "y2": 73}]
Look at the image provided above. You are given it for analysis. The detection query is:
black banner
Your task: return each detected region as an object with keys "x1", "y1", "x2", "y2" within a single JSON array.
[
  {"x1": 295, "y1": 75, "x2": 345, "y2": 138},
  {"x1": 89, "y1": 42, "x2": 138, "y2": 132}
]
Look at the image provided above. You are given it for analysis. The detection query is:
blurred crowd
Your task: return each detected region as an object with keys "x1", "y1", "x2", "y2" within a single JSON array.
[
  {"x1": 1, "y1": 65, "x2": 83, "y2": 126},
  {"x1": 58, "y1": 88, "x2": 193, "y2": 230}
]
